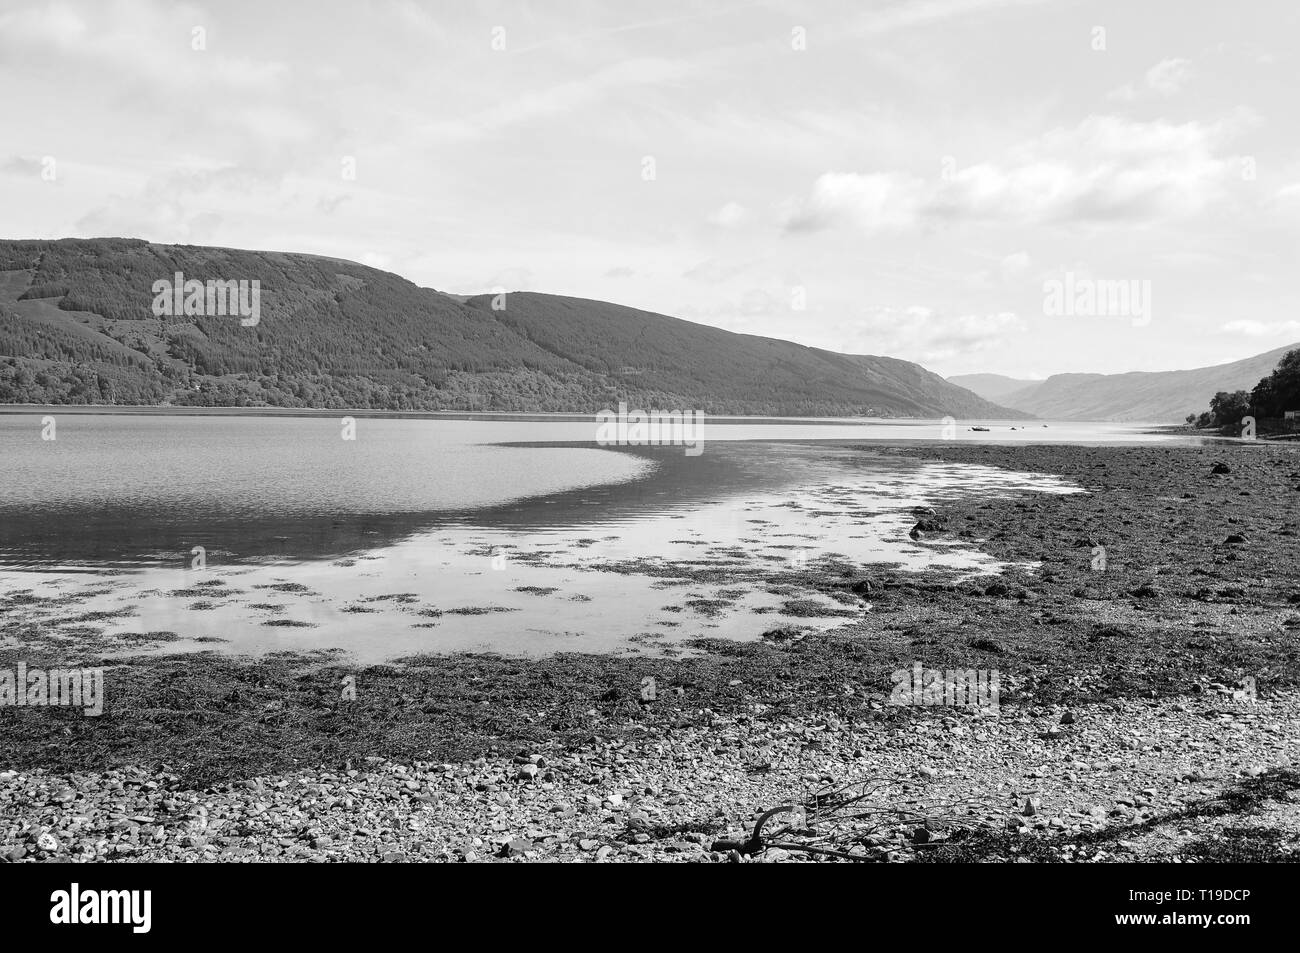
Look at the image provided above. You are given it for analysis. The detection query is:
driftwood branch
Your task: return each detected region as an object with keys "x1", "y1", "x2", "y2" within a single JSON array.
[
  {"x1": 713, "y1": 775, "x2": 1009, "y2": 861},
  {"x1": 710, "y1": 805, "x2": 800, "y2": 855}
]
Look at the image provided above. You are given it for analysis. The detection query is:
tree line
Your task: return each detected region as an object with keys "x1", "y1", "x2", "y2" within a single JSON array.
[{"x1": 1185, "y1": 348, "x2": 1300, "y2": 432}]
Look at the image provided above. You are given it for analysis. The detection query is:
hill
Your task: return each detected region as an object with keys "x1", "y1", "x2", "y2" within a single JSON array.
[
  {"x1": 946, "y1": 373, "x2": 1040, "y2": 405},
  {"x1": 990, "y1": 345, "x2": 1300, "y2": 422},
  {"x1": 0, "y1": 237, "x2": 1014, "y2": 417}
]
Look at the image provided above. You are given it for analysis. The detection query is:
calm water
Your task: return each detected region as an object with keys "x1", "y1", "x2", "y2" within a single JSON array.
[{"x1": 0, "y1": 412, "x2": 1206, "y2": 659}]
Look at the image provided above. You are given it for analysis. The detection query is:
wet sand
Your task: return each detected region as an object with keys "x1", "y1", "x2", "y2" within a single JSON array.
[{"x1": 0, "y1": 450, "x2": 1076, "y2": 661}]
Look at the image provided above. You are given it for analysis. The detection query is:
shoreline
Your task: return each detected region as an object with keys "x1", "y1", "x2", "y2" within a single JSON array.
[
  {"x1": 0, "y1": 404, "x2": 966, "y2": 425},
  {"x1": 3, "y1": 441, "x2": 1298, "y2": 862},
  {"x1": 1, "y1": 404, "x2": 1204, "y2": 438}
]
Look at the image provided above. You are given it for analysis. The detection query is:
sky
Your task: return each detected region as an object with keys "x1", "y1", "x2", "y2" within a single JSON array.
[{"x1": 2, "y1": 0, "x2": 1298, "y2": 379}]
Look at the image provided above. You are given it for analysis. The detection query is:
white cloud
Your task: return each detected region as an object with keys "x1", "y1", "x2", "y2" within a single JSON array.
[
  {"x1": 828, "y1": 307, "x2": 1027, "y2": 363},
  {"x1": 1000, "y1": 251, "x2": 1031, "y2": 277},
  {"x1": 1221, "y1": 319, "x2": 1300, "y2": 337},
  {"x1": 1146, "y1": 58, "x2": 1193, "y2": 95},
  {"x1": 784, "y1": 172, "x2": 925, "y2": 232},
  {"x1": 784, "y1": 116, "x2": 1237, "y2": 232},
  {"x1": 706, "y1": 201, "x2": 750, "y2": 228},
  {"x1": 1108, "y1": 58, "x2": 1191, "y2": 102}
]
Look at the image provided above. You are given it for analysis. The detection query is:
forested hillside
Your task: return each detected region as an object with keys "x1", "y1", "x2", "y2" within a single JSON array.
[{"x1": 0, "y1": 238, "x2": 1014, "y2": 417}]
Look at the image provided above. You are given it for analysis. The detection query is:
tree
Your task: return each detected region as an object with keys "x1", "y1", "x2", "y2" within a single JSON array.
[
  {"x1": 1209, "y1": 390, "x2": 1251, "y2": 428},
  {"x1": 1249, "y1": 348, "x2": 1300, "y2": 418}
]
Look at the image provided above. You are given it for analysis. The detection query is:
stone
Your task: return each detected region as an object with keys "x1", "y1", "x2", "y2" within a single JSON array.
[{"x1": 500, "y1": 837, "x2": 531, "y2": 857}]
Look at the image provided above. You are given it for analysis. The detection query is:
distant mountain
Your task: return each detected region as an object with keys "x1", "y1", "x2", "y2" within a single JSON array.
[
  {"x1": 947, "y1": 373, "x2": 1040, "y2": 404},
  {"x1": 0, "y1": 237, "x2": 1015, "y2": 417},
  {"x1": 985, "y1": 345, "x2": 1300, "y2": 422}
]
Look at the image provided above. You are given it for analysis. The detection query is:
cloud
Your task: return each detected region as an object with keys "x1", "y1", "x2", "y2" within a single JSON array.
[
  {"x1": 66, "y1": 160, "x2": 294, "y2": 243},
  {"x1": 477, "y1": 266, "x2": 534, "y2": 291},
  {"x1": 829, "y1": 307, "x2": 1027, "y2": 363},
  {"x1": 852, "y1": 0, "x2": 1052, "y2": 36},
  {"x1": 0, "y1": 1, "x2": 290, "y2": 93},
  {"x1": 316, "y1": 193, "x2": 352, "y2": 215},
  {"x1": 74, "y1": 199, "x2": 223, "y2": 244},
  {"x1": 1, "y1": 155, "x2": 42, "y2": 176},
  {"x1": 422, "y1": 57, "x2": 693, "y2": 142},
  {"x1": 683, "y1": 258, "x2": 753, "y2": 283},
  {"x1": 604, "y1": 266, "x2": 635, "y2": 278},
  {"x1": 1221, "y1": 319, "x2": 1300, "y2": 338},
  {"x1": 360, "y1": 251, "x2": 393, "y2": 272},
  {"x1": 1146, "y1": 58, "x2": 1192, "y2": 95},
  {"x1": 154, "y1": 164, "x2": 287, "y2": 197},
  {"x1": 706, "y1": 201, "x2": 750, "y2": 228},
  {"x1": 784, "y1": 115, "x2": 1238, "y2": 232},
  {"x1": 1109, "y1": 58, "x2": 1192, "y2": 101},
  {"x1": 678, "y1": 286, "x2": 1030, "y2": 366},
  {"x1": 389, "y1": 0, "x2": 453, "y2": 40},
  {"x1": 1000, "y1": 251, "x2": 1031, "y2": 277},
  {"x1": 785, "y1": 173, "x2": 919, "y2": 232}
]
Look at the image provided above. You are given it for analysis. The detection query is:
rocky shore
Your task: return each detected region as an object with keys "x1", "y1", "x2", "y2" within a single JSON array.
[
  {"x1": 3, "y1": 443, "x2": 1299, "y2": 862},
  {"x1": 3, "y1": 689, "x2": 1297, "y2": 863}
]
